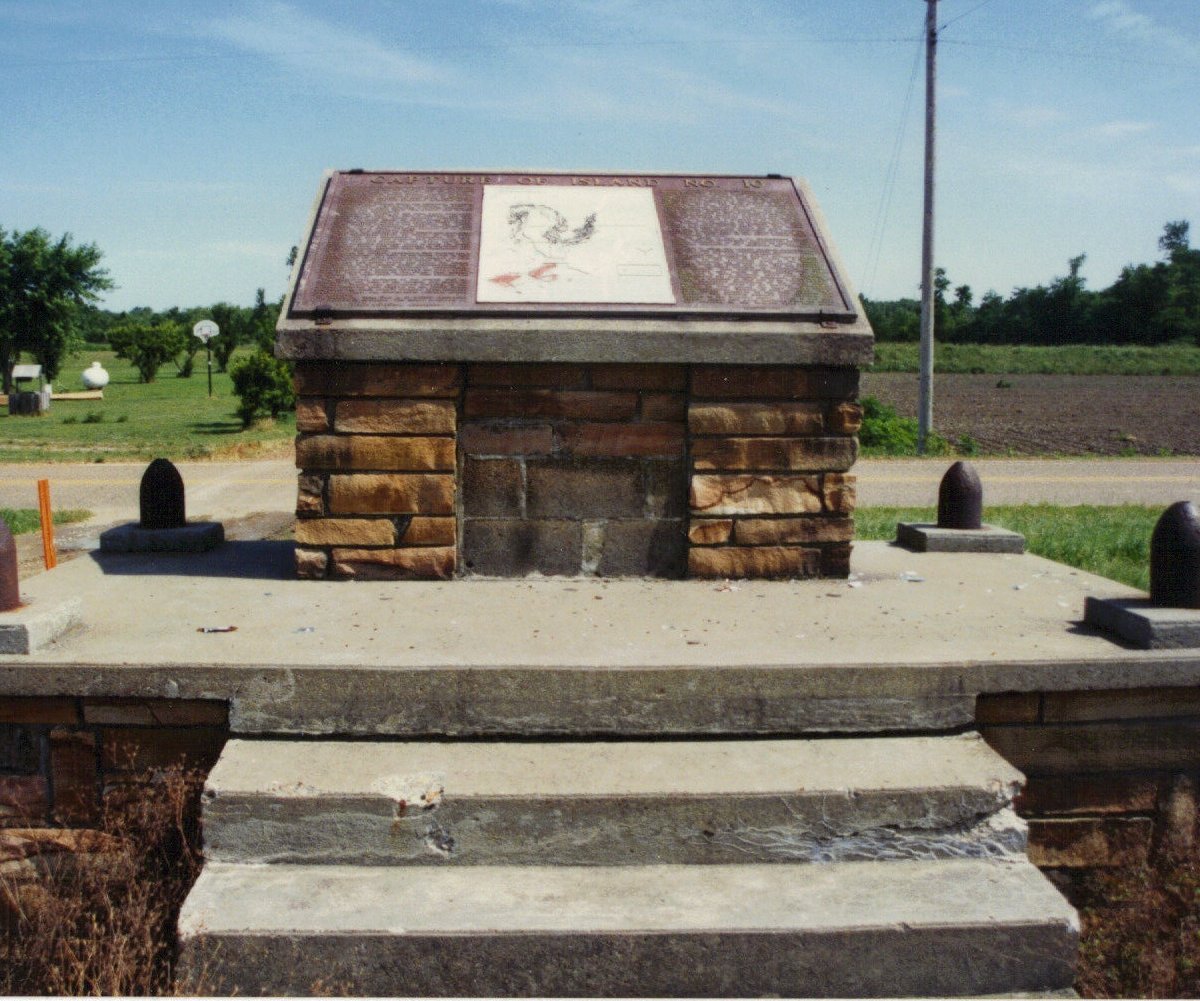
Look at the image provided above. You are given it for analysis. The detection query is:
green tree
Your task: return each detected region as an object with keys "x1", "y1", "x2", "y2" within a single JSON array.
[
  {"x1": 1160, "y1": 220, "x2": 1190, "y2": 256},
  {"x1": 1157, "y1": 221, "x2": 1200, "y2": 344},
  {"x1": 206, "y1": 302, "x2": 253, "y2": 372},
  {"x1": 229, "y1": 350, "x2": 295, "y2": 427},
  {"x1": 108, "y1": 322, "x2": 186, "y2": 383},
  {"x1": 0, "y1": 227, "x2": 112, "y2": 390},
  {"x1": 249, "y1": 287, "x2": 281, "y2": 352}
]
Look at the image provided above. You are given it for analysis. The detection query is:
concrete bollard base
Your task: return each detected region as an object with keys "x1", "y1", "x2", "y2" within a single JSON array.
[
  {"x1": 1084, "y1": 595, "x2": 1200, "y2": 650},
  {"x1": 0, "y1": 596, "x2": 84, "y2": 654},
  {"x1": 896, "y1": 522, "x2": 1026, "y2": 554},
  {"x1": 99, "y1": 522, "x2": 224, "y2": 554}
]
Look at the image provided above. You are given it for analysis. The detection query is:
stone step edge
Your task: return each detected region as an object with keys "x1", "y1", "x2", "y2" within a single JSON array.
[
  {"x1": 204, "y1": 801, "x2": 1027, "y2": 867},
  {"x1": 204, "y1": 732, "x2": 1023, "y2": 803},
  {"x1": 177, "y1": 858, "x2": 1078, "y2": 998},
  {"x1": 202, "y1": 733, "x2": 1026, "y2": 865}
]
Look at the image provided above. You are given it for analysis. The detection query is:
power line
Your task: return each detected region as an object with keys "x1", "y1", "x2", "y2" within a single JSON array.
[
  {"x1": 940, "y1": 36, "x2": 1195, "y2": 69},
  {"x1": 938, "y1": 0, "x2": 998, "y2": 33},
  {"x1": 864, "y1": 25, "x2": 925, "y2": 295},
  {"x1": 3, "y1": 35, "x2": 923, "y2": 69}
]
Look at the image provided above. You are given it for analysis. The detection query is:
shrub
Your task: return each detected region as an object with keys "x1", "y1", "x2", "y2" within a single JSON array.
[
  {"x1": 107, "y1": 322, "x2": 186, "y2": 383},
  {"x1": 229, "y1": 350, "x2": 295, "y2": 428},
  {"x1": 859, "y1": 395, "x2": 951, "y2": 455}
]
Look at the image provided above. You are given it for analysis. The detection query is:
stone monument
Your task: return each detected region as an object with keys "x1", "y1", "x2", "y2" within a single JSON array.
[{"x1": 277, "y1": 171, "x2": 874, "y2": 580}]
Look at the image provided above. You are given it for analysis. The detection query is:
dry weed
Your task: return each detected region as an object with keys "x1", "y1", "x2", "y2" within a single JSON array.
[
  {"x1": 1067, "y1": 842, "x2": 1200, "y2": 998},
  {"x1": 0, "y1": 766, "x2": 206, "y2": 996}
]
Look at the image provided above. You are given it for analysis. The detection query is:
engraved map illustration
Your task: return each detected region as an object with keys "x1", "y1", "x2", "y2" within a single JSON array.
[{"x1": 476, "y1": 185, "x2": 675, "y2": 304}]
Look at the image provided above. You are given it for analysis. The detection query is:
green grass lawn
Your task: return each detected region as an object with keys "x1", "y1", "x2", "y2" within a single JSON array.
[
  {"x1": 0, "y1": 347, "x2": 293, "y2": 463},
  {"x1": 869, "y1": 342, "x2": 1200, "y2": 375},
  {"x1": 0, "y1": 507, "x2": 91, "y2": 536},
  {"x1": 857, "y1": 504, "x2": 1159, "y2": 591}
]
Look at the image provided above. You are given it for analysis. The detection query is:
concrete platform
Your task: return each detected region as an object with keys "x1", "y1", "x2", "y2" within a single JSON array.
[
  {"x1": 2, "y1": 540, "x2": 1196, "y2": 735},
  {"x1": 177, "y1": 857, "x2": 1078, "y2": 997},
  {"x1": 203, "y1": 733, "x2": 1026, "y2": 866}
]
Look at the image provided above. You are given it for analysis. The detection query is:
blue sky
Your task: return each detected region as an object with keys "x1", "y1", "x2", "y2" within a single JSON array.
[{"x1": 2, "y1": 0, "x2": 1197, "y2": 312}]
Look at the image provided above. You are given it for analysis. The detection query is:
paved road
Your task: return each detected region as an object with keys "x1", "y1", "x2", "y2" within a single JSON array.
[
  {"x1": 0, "y1": 460, "x2": 297, "y2": 527},
  {"x1": 0, "y1": 457, "x2": 1197, "y2": 527},
  {"x1": 856, "y1": 457, "x2": 1200, "y2": 507}
]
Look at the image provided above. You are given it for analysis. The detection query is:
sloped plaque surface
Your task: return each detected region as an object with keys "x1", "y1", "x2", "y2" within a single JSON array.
[{"x1": 291, "y1": 172, "x2": 856, "y2": 320}]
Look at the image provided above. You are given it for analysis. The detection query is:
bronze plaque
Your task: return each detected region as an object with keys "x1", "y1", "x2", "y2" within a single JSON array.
[{"x1": 291, "y1": 172, "x2": 856, "y2": 320}]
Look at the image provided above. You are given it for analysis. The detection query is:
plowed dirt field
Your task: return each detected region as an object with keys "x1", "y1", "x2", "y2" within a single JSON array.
[{"x1": 862, "y1": 373, "x2": 1200, "y2": 456}]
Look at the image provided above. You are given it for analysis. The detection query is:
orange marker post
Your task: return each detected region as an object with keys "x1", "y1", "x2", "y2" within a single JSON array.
[{"x1": 37, "y1": 479, "x2": 57, "y2": 570}]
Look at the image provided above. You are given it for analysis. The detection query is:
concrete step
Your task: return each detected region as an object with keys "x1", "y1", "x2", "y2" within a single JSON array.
[
  {"x1": 177, "y1": 857, "x2": 1078, "y2": 997},
  {"x1": 202, "y1": 732, "x2": 1026, "y2": 866}
]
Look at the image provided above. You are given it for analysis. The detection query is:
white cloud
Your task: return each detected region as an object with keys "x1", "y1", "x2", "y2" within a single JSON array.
[
  {"x1": 1088, "y1": 1, "x2": 1200, "y2": 64},
  {"x1": 996, "y1": 103, "x2": 1067, "y2": 128},
  {"x1": 1088, "y1": 119, "x2": 1155, "y2": 139},
  {"x1": 202, "y1": 2, "x2": 451, "y2": 87},
  {"x1": 1164, "y1": 172, "x2": 1200, "y2": 197}
]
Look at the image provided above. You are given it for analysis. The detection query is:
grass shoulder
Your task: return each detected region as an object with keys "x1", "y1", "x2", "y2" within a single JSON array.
[
  {"x1": 1, "y1": 507, "x2": 91, "y2": 536},
  {"x1": 869, "y1": 342, "x2": 1200, "y2": 376},
  {"x1": 856, "y1": 504, "x2": 1159, "y2": 590}
]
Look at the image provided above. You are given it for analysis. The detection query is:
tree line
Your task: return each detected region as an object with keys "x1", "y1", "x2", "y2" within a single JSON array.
[
  {"x1": 80, "y1": 293, "x2": 281, "y2": 383},
  {"x1": 0, "y1": 225, "x2": 284, "y2": 390},
  {"x1": 863, "y1": 221, "x2": 1200, "y2": 346}
]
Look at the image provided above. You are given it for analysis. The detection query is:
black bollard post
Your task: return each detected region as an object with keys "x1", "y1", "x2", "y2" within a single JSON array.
[
  {"x1": 1150, "y1": 501, "x2": 1200, "y2": 609},
  {"x1": 139, "y1": 458, "x2": 186, "y2": 531},
  {"x1": 0, "y1": 520, "x2": 19, "y2": 611},
  {"x1": 936, "y1": 460, "x2": 983, "y2": 530}
]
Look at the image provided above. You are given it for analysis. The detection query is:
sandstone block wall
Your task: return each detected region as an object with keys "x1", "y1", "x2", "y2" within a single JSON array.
[
  {"x1": 292, "y1": 361, "x2": 861, "y2": 580},
  {"x1": 0, "y1": 697, "x2": 228, "y2": 827},
  {"x1": 978, "y1": 688, "x2": 1200, "y2": 868},
  {"x1": 686, "y1": 365, "x2": 860, "y2": 579},
  {"x1": 293, "y1": 363, "x2": 460, "y2": 581}
]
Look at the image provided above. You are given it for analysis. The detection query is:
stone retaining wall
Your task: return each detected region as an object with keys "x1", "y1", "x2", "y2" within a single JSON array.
[
  {"x1": 1, "y1": 697, "x2": 228, "y2": 826},
  {"x1": 4, "y1": 690, "x2": 1196, "y2": 872},
  {"x1": 291, "y1": 361, "x2": 862, "y2": 580},
  {"x1": 979, "y1": 688, "x2": 1200, "y2": 868}
]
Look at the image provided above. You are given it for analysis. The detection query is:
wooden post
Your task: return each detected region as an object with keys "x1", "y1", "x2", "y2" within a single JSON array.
[
  {"x1": 37, "y1": 479, "x2": 57, "y2": 570},
  {"x1": 918, "y1": 0, "x2": 938, "y2": 453}
]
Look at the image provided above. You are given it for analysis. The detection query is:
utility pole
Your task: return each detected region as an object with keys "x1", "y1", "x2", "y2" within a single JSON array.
[{"x1": 917, "y1": 0, "x2": 937, "y2": 453}]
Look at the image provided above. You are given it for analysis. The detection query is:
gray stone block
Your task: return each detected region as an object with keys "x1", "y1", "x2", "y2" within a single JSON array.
[
  {"x1": 0, "y1": 727, "x2": 39, "y2": 772},
  {"x1": 526, "y1": 458, "x2": 645, "y2": 518},
  {"x1": 0, "y1": 596, "x2": 83, "y2": 654},
  {"x1": 461, "y1": 457, "x2": 524, "y2": 517},
  {"x1": 462, "y1": 519, "x2": 581, "y2": 576},
  {"x1": 99, "y1": 521, "x2": 224, "y2": 553},
  {"x1": 202, "y1": 733, "x2": 1026, "y2": 867},
  {"x1": 1084, "y1": 596, "x2": 1200, "y2": 649},
  {"x1": 177, "y1": 858, "x2": 1078, "y2": 997},
  {"x1": 896, "y1": 522, "x2": 1025, "y2": 554},
  {"x1": 644, "y1": 459, "x2": 686, "y2": 518},
  {"x1": 598, "y1": 520, "x2": 686, "y2": 578}
]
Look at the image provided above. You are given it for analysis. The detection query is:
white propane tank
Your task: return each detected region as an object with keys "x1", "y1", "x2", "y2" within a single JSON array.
[{"x1": 81, "y1": 361, "x2": 110, "y2": 390}]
